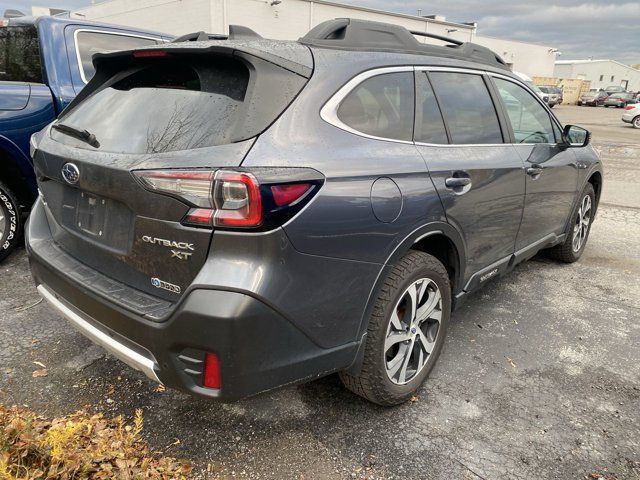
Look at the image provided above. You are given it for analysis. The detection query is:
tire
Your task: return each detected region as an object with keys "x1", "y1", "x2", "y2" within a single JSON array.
[
  {"x1": 0, "y1": 181, "x2": 22, "y2": 263},
  {"x1": 633, "y1": 116, "x2": 640, "y2": 129},
  {"x1": 546, "y1": 183, "x2": 595, "y2": 263},
  {"x1": 340, "y1": 250, "x2": 451, "y2": 406}
]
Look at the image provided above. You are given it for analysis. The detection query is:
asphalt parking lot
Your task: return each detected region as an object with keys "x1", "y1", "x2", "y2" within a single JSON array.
[{"x1": 1, "y1": 105, "x2": 638, "y2": 479}]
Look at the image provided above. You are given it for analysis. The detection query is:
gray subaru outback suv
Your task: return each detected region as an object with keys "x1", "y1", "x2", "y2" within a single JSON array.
[{"x1": 27, "y1": 19, "x2": 603, "y2": 405}]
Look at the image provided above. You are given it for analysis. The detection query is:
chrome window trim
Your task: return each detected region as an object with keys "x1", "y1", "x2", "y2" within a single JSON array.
[
  {"x1": 73, "y1": 28, "x2": 163, "y2": 84},
  {"x1": 321, "y1": 64, "x2": 565, "y2": 148},
  {"x1": 320, "y1": 66, "x2": 415, "y2": 145}
]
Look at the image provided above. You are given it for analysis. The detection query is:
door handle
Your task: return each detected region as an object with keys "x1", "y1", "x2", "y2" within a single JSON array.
[
  {"x1": 445, "y1": 177, "x2": 472, "y2": 188},
  {"x1": 526, "y1": 166, "x2": 543, "y2": 177},
  {"x1": 445, "y1": 173, "x2": 472, "y2": 195}
]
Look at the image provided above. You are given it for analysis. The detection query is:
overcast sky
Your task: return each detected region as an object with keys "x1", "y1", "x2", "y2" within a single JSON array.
[{"x1": 5, "y1": 0, "x2": 640, "y2": 65}]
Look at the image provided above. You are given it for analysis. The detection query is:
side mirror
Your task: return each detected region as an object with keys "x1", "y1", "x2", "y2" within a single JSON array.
[{"x1": 562, "y1": 125, "x2": 591, "y2": 148}]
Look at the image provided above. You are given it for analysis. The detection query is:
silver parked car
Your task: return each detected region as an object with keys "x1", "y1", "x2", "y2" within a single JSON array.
[
  {"x1": 622, "y1": 103, "x2": 640, "y2": 128},
  {"x1": 538, "y1": 86, "x2": 560, "y2": 108}
]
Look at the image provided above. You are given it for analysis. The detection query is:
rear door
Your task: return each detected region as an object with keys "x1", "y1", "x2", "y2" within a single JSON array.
[
  {"x1": 489, "y1": 75, "x2": 579, "y2": 253},
  {"x1": 414, "y1": 69, "x2": 525, "y2": 290}
]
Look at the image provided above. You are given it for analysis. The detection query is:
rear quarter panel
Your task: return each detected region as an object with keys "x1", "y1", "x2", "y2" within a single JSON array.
[{"x1": 243, "y1": 49, "x2": 448, "y2": 265}]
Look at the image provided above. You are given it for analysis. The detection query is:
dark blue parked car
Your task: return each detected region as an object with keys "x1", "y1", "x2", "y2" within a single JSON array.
[{"x1": 0, "y1": 15, "x2": 168, "y2": 261}]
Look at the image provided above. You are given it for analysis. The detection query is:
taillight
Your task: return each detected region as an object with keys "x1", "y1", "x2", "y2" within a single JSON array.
[
  {"x1": 271, "y1": 184, "x2": 312, "y2": 207},
  {"x1": 213, "y1": 171, "x2": 262, "y2": 227},
  {"x1": 135, "y1": 170, "x2": 214, "y2": 208},
  {"x1": 625, "y1": 105, "x2": 636, "y2": 110},
  {"x1": 134, "y1": 168, "x2": 324, "y2": 231}
]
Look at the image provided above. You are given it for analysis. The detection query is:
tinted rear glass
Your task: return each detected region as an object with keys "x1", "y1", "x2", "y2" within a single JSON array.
[
  {"x1": 53, "y1": 55, "x2": 304, "y2": 154},
  {"x1": 430, "y1": 72, "x2": 503, "y2": 145},
  {"x1": 0, "y1": 25, "x2": 42, "y2": 83},
  {"x1": 337, "y1": 72, "x2": 414, "y2": 142},
  {"x1": 415, "y1": 72, "x2": 448, "y2": 144},
  {"x1": 76, "y1": 31, "x2": 158, "y2": 82}
]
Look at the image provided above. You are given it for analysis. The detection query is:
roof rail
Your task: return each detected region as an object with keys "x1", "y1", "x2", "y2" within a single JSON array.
[
  {"x1": 409, "y1": 30, "x2": 463, "y2": 46},
  {"x1": 300, "y1": 18, "x2": 507, "y2": 69},
  {"x1": 172, "y1": 25, "x2": 262, "y2": 43}
]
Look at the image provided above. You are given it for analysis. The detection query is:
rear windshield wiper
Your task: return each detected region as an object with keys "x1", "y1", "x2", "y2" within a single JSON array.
[{"x1": 52, "y1": 123, "x2": 100, "y2": 148}]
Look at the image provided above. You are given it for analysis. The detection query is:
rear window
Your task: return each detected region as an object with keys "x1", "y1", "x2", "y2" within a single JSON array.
[
  {"x1": 76, "y1": 31, "x2": 159, "y2": 82},
  {"x1": 337, "y1": 72, "x2": 414, "y2": 142},
  {"x1": 53, "y1": 55, "x2": 306, "y2": 154},
  {"x1": 0, "y1": 25, "x2": 42, "y2": 83}
]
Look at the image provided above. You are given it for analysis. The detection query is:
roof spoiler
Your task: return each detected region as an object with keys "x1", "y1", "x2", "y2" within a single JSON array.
[{"x1": 172, "y1": 25, "x2": 262, "y2": 43}]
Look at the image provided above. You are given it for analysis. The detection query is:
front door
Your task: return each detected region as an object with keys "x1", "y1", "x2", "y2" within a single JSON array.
[
  {"x1": 490, "y1": 76, "x2": 579, "y2": 251},
  {"x1": 414, "y1": 70, "x2": 526, "y2": 289}
]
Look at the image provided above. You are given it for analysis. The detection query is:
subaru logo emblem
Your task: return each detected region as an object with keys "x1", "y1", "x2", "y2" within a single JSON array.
[{"x1": 61, "y1": 163, "x2": 80, "y2": 185}]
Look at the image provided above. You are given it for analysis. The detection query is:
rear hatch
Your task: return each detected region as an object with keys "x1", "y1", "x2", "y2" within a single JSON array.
[{"x1": 34, "y1": 40, "x2": 312, "y2": 303}]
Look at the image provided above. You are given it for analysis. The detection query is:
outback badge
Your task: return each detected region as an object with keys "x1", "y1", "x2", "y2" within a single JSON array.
[{"x1": 151, "y1": 277, "x2": 181, "y2": 294}]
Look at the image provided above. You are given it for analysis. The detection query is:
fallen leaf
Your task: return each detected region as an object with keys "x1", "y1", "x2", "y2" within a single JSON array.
[
  {"x1": 154, "y1": 384, "x2": 166, "y2": 393},
  {"x1": 32, "y1": 369, "x2": 48, "y2": 378},
  {"x1": 409, "y1": 395, "x2": 419, "y2": 402}
]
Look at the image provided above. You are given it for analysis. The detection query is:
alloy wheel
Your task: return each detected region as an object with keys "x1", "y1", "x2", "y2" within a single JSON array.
[
  {"x1": 634, "y1": 116, "x2": 640, "y2": 128},
  {"x1": 384, "y1": 278, "x2": 442, "y2": 385},
  {"x1": 0, "y1": 201, "x2": 6, "y2": 245},
  {"x1": 572, "y1": 194, "x2": 592, "y2": 253}
]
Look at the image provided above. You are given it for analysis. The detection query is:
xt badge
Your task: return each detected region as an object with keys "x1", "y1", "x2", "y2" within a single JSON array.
[
  {"x1": 141, "y1": 235, "x2": 194, "y2": 261},
  {"x1": 171, "y1": 250, "x2": 192, "y2": 260}
]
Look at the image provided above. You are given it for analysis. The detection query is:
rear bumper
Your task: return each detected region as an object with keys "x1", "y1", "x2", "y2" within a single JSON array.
[
  {"x1": 37, "y1": 284, "x2": 161, "y2": 383},
  {"x1": 622, "y1": 112, "x2": 636, "y2": 123},
  {"x1": 26, "y1": 198, "x2": 359, "y2": 401}
]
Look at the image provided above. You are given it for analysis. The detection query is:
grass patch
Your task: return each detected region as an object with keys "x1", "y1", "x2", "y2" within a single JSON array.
[{"x1": 0, "y1": 405, "x2": 191, "y2": 479}]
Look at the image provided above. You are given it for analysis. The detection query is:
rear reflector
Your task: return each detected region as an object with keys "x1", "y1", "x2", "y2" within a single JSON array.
[
  {"x1": 271, "y1": 184, "x2": 312, "y2": 207},
  {"x1": 133, "y1": 50, "x2": 169, "y2": 58},
  {"x1": 203, "y1": 352, "x2": 221, "y2": 389}
]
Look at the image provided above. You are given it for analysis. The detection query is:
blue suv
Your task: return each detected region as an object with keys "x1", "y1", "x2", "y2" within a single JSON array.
[
  {"x1": 0, "y1": 15, "x2": 167, "y2": 261},
  {"x1": 27, "y1": 19, "x2": 603, "y2": 405}
]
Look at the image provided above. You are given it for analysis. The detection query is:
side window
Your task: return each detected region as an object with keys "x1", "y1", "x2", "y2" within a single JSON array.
[
  {"x1": 493, "y1": 78, "x2": 555, "y2": 144},
  {"x1": 415, "y1": 72, "x2": 448, "y2": 144},
  {"x1": 429, "y1": 72, "x2": 503, "y2": 144},
  {"x1": 337, "y1": 72, "x2": 414, "y2": 142},
  {"x1": 0, "y1": 25, "x2": 43, "y2": 83},
  {"x1": 76, "y1": 31, "x2": 159, "y2": 82}
]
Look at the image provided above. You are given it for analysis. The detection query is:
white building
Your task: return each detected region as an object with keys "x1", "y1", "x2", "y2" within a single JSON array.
[
  {"x1": 554, "y1": 59, "x2": 640, "y2": 92},
  {"x1": 69, "y1": 0, "x2": 558, "y2": 77}
]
